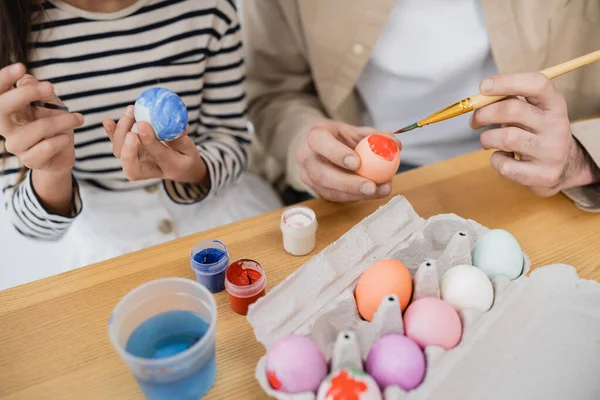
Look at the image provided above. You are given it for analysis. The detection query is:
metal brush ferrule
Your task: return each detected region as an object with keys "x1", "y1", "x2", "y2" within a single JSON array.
[{"x1": 418, "y1": 98, "x2": 474, "y2": 127}]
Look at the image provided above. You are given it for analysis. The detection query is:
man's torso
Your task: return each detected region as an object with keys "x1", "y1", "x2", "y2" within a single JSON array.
[{"x1": 277, "y1": 0, "x2": 600, "y2": 123}]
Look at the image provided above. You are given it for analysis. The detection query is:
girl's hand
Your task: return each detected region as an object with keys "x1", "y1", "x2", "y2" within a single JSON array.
[
  {"x1": 103, "y1": 106, "x2": 207, "y2": 185},
  {"x1": 0, "y1": 63, "x2": 83, "y2": 174},
  {"x1": 470, "y1": 72, "x2": 599, "y2": 196}
]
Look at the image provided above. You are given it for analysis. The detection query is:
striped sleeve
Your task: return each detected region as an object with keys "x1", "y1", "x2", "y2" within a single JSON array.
[
  {"x1": 1, "y1": 149, "x2": 82, "y2": 241},
  {"x1": 163, "y1": 1, "x2": 251, "y2": 204}
]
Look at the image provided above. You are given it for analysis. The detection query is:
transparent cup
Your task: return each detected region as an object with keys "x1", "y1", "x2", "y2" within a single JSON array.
[{"x1": 108, "y1": 278, "x2": 218, "y2": 400}]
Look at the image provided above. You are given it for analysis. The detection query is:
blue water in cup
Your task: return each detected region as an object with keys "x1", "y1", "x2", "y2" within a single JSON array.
[
  {"x1": 125, "y1": 310, "x2": 216, "y2": 399},
  {"x1": 108, "y1": 278, "x2": 218, "y2": 400}
]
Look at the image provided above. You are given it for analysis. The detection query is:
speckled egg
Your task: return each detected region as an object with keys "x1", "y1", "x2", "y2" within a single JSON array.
[
  {"x1": 440, "y1": 264, "x2": 494, "y2": 312},
  {"x1": 265, "y1": 334, "x2": 328, "y2": 394},
  {"x1": 472, "y1": 229, "x2": 524, "y2": 280},
  {"x1": 365, "y1": 334, "x2": 426, "y2": 391},
  {"x1": 355, "y1": 134, "x2": 401, "y2": 184},
  {"x1": 355, "y1": 259, "x2": 413, "y2": 322},
  {"x1": 317, "y1": 368, "x2": 382, "y2": 400},
  {"x1": 134, "y1": 87, "x2": 188, "y2": 141},
  {"x1": 404, "y1": 297, "x2": 462, "y2": 350}
]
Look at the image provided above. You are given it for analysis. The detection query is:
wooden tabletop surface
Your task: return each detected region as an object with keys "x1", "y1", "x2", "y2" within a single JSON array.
[{"x1": 1, "y1": 149, "x2": 599, "y2": 400}]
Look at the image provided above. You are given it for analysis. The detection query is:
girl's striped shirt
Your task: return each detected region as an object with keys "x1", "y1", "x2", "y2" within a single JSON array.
[{"x1": 0, "y1": 0, "x2": 251, "y2": 240}]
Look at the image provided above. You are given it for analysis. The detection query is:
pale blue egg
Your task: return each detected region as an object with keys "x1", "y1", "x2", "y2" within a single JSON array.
[
  {"x1": 134, "y1": 87, "x2": 188, "y2": 141},
  {"x1": 472, "y1": 229, "x2": 524, "y2": 280}
]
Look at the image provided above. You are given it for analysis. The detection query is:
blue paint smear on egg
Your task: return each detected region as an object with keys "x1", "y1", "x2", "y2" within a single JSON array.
[{"x1": 134, "y1": 87, "x2": 188, "y2": 141}]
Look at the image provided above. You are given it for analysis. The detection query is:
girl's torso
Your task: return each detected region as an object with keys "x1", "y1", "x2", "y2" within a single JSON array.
[{"x1": 31, "y1": 0, "x2": 236, "y2": 190}]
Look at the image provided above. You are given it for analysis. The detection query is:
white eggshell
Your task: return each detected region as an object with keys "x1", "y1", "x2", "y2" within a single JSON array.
[
  {"x1": 472, "y1": 229, "x2": 524, "y2": 280},
  {"x1": 440, "y1": 265, "x2": 494, "y2": 312},
  {"x1": 317, "y1": 368, "x2": 382, "y2": 400}
]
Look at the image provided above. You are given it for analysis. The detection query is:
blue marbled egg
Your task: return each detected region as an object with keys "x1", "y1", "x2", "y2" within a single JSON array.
[{"x1": 134, "y1": 87, "x2": 188, "y2": 141}]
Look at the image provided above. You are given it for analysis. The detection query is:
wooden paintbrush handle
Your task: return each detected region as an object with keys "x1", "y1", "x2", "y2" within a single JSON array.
[
  {"x1": 540, "y1": 49, "x2": 600, "y2": 79},
  {"x1": 469, "y1": 49, "x2": 600, "y2": 110},
  {"x1": 469, "y1": 94, "x2": 507, "y2": 109}
]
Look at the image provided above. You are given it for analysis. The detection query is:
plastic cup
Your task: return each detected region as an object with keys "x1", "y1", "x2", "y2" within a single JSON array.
[
  {"x1": 108, "y1": 278, "x2": 218, "y2": 400},
  {"x1": 190, "y1": 240, "x2": 230, "y2": 293}
]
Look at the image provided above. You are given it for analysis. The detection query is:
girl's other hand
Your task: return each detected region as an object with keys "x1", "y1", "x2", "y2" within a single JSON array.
[
  {"x1": 103, "y1": 106, "x2": 208, "y2": 185},
  {"x1": 0, "y1": 63, "x2": 83, "y2": 174}
]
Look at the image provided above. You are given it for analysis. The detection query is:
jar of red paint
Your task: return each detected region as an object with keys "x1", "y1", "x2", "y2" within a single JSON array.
[{"x1": 225, "y1": 259, "x2": 267, "y2": 315}]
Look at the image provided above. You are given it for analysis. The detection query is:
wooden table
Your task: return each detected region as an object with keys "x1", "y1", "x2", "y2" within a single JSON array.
[{"x1": 1, "y1": 149, "x2": 599, "y2": 400}]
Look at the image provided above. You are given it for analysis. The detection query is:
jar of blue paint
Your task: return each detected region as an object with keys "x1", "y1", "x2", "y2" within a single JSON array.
[{"x1": 190, "y1": 240, "x2": 230, "y2": 293}]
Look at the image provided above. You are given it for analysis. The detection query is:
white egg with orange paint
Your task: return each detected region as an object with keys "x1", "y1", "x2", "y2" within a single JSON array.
[
  {"x1": 317, "y1": 368, "x2": 382, "y2": 400},
  {"x1": 355, "y1": 134, "x2": 401, "y2": 184}
]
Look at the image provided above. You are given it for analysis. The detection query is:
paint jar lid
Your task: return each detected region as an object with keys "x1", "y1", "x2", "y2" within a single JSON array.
[
  {"x1": 280, "y1": 206, "x2": 318, "y2": 239},
  {"x1": 190, "y1": 240, "x2": 230, "y2": 275},
  {"x1": 225, "y1": 259, "x2": 267, "y2": 298}
]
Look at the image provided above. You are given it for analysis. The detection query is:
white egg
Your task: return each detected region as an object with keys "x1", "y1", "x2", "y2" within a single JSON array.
[
  {"x1": 472, "y1": 229, "x2": 524, "y2": 280},
  {"x1": 440, "y1": 265, "x2": 494, "y2": 312}
]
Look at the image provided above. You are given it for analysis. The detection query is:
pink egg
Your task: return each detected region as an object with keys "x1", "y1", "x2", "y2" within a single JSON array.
[
  {"x1": 355, "y1": 134, "x2": 401, "y2": 184},
  {"x1": 265, "y1": 334, "x2": 328, "y2": 393},
  {"x1": 404, "y1": 297, "x2": 462, "y2": 350},
  {"x1": 365, "y1": 334, "x2": 425, "y2": 390}
]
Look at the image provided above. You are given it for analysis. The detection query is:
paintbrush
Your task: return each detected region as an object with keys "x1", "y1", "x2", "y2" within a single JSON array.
[
  {"x1": 30, "y1": 101, "x2": 69, "y2": 112},
  {"x1": 394, "y1": 49, "x2": 600, "y2": 134}
]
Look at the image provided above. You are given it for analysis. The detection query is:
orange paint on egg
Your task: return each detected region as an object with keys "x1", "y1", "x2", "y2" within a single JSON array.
[
  {"x1": 267, "y1": 370, "x2": 282, "y2": 390},
  {"x1": 354, "y1": 133, "x2": 401, "y2": 184},
  {"x1": 367, "y1": 134, "x2": 400, "y2": 161},
  {"x1": 326, "y1": 370, "x2": 368, "y2": 400}
]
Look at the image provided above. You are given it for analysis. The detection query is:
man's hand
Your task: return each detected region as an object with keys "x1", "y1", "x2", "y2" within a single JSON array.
[
  {"x1": 471, "y1": 72, "x2": 600, "y2": 196},
  {"x1": 295, "y1": 120, "x2": 397, "y2": 202}
]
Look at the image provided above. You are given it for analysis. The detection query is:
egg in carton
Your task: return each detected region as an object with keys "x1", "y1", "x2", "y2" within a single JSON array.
[{"x1": 248, "y1": 195, "x2": 600, "y2": 399}]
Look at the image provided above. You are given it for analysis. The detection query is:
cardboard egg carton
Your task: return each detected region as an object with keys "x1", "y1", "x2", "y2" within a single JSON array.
[{"x1": 247, "y1": 195, "x2": 600, "y2": 399}]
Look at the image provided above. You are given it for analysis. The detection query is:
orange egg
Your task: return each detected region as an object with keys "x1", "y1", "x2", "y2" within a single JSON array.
[
  {"x1": 355, "y1": 259, "x2": 413, "y2": 321},
  {"x1": 355, "y1": 134, "x2": 401, "y2": 184}
]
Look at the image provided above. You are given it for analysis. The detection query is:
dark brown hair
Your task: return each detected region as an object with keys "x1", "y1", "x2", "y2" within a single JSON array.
[
  {"x1": 0, "y1": 0, "x2": 44, "y2": 68},
  {"x1": 1, "y1": 0, "x2": 45, "y2": 182}
]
